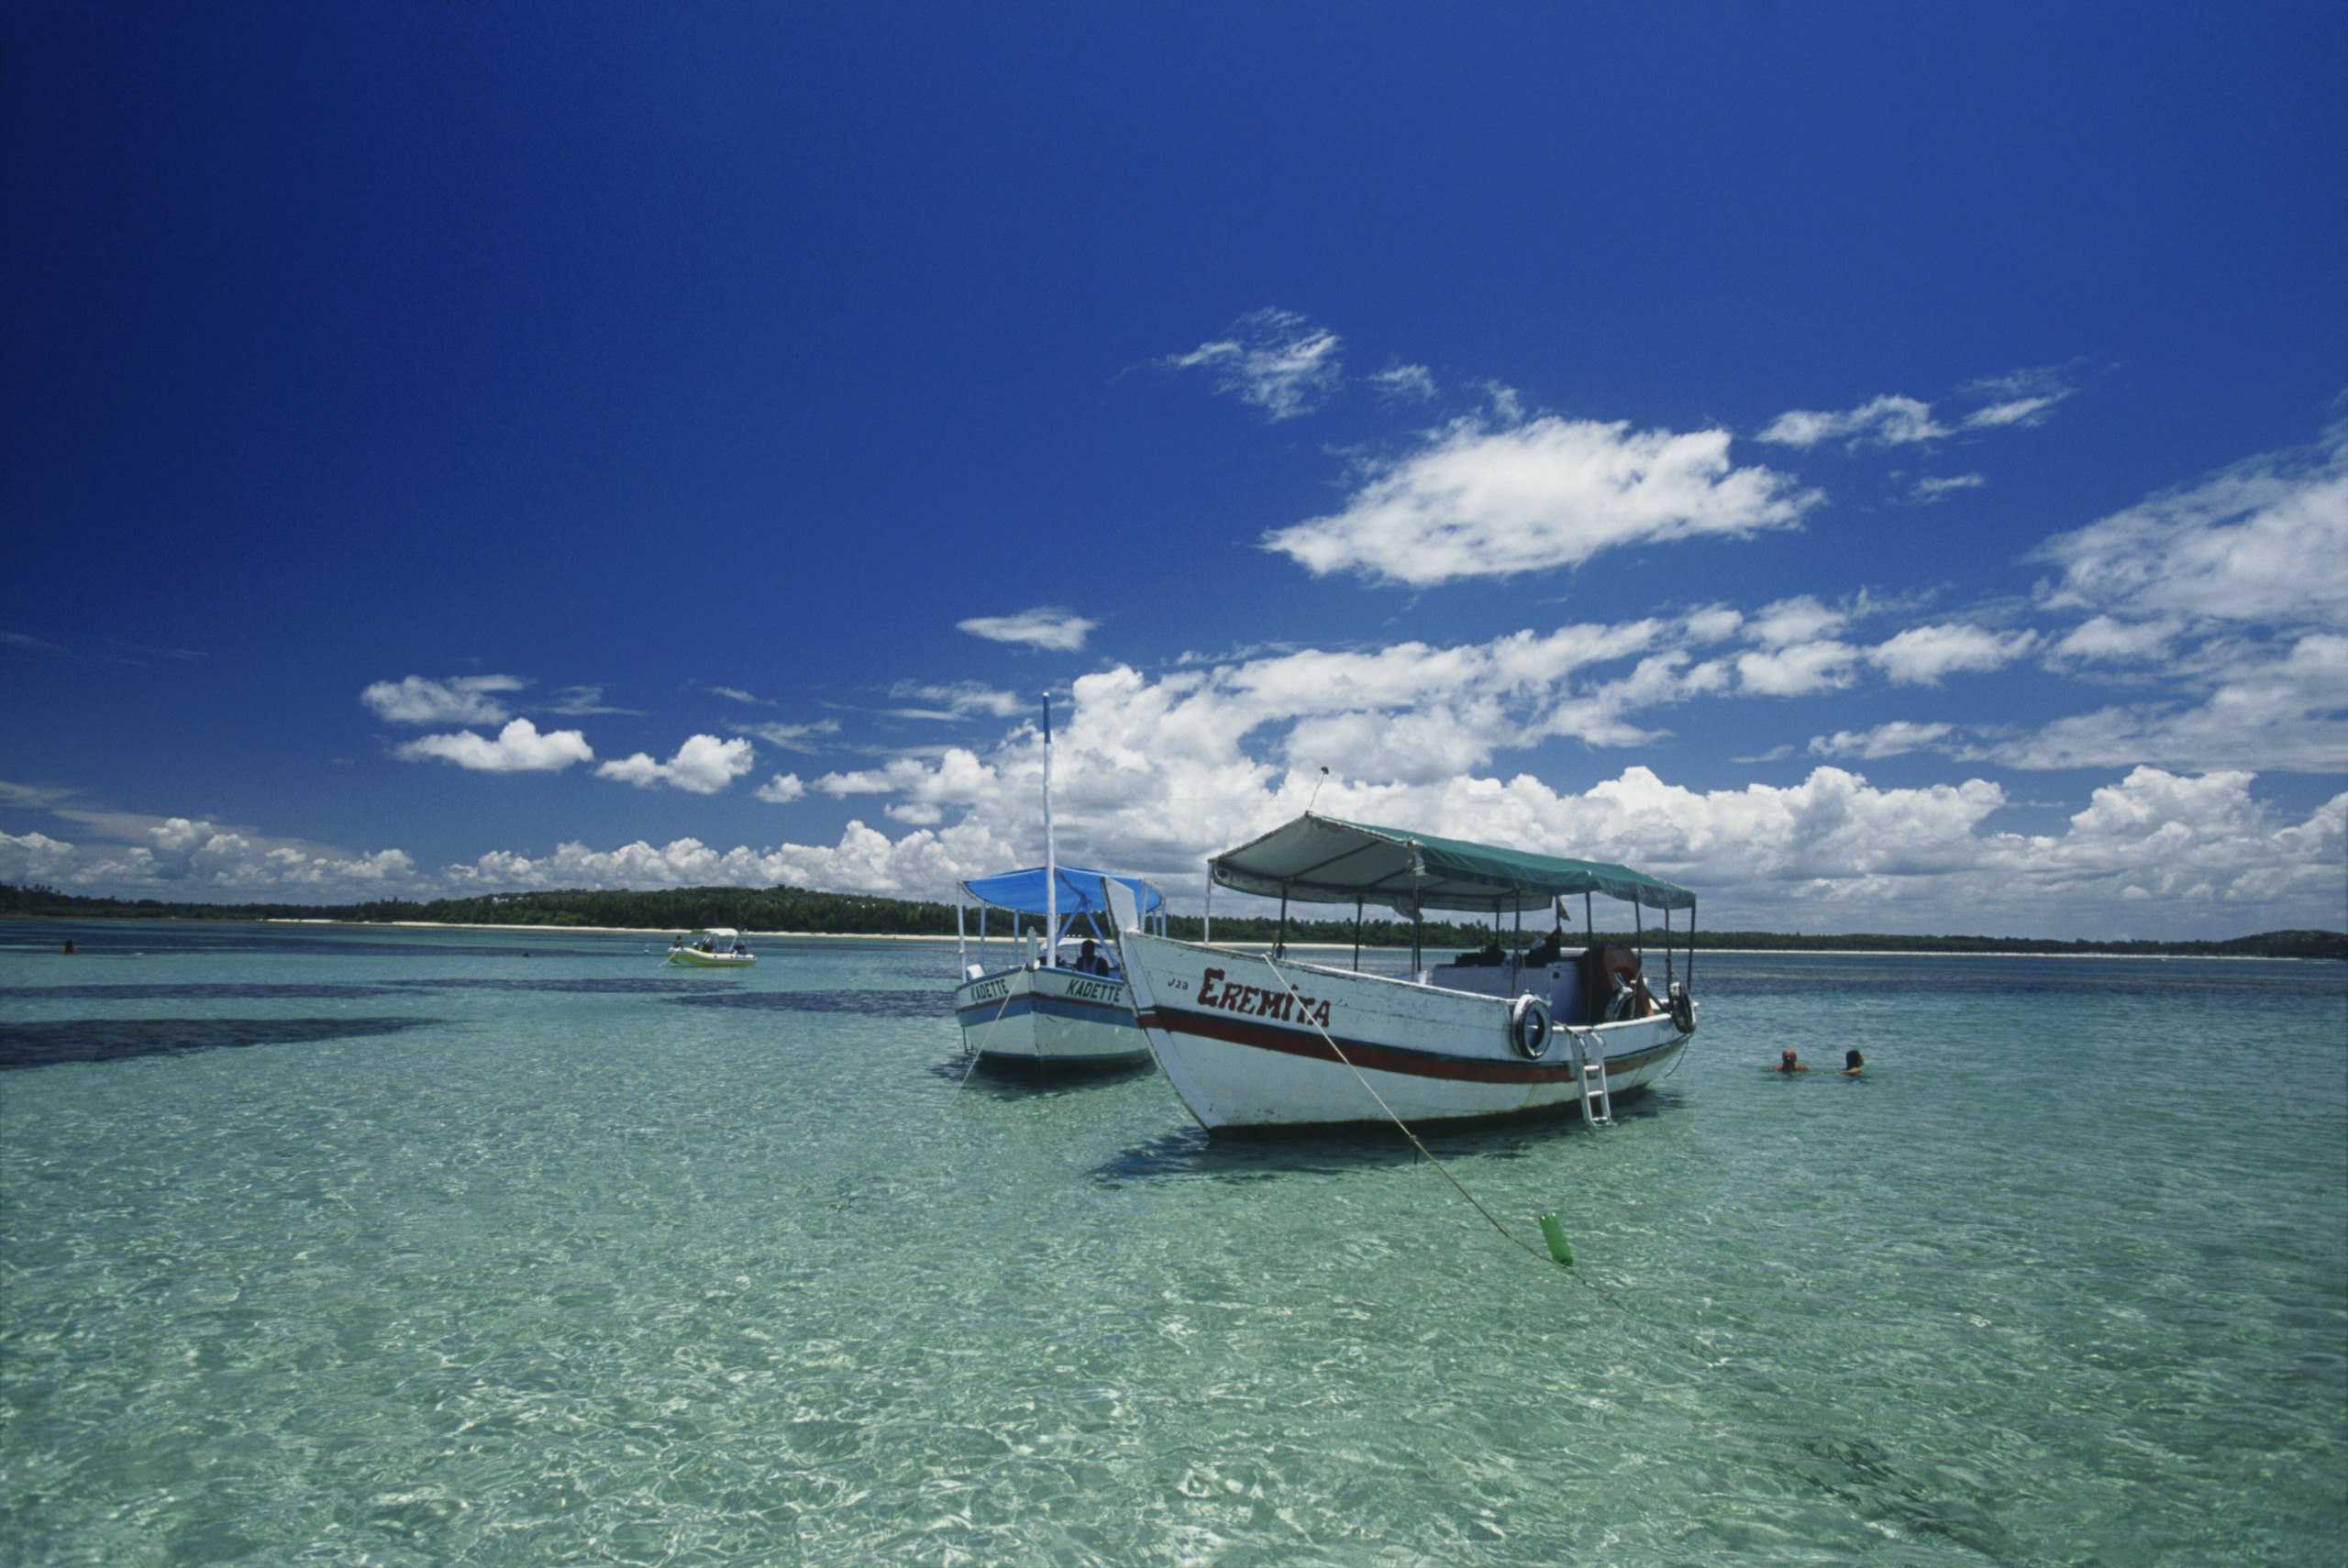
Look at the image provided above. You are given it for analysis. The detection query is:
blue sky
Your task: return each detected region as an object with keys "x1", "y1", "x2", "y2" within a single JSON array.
[{"x1": 4, "y1": 2, "x2": 2343, "y2": 938}]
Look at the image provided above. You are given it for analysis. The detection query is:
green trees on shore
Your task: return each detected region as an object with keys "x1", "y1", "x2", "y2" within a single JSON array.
[{"x1": 3, "y1": 880, "x2": 2342, "y2": 958}]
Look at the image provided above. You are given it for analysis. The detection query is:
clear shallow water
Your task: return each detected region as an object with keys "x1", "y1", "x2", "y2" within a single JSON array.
[{"x1": 2, "y1": 922, "x2": 2342, "y2": 1566}]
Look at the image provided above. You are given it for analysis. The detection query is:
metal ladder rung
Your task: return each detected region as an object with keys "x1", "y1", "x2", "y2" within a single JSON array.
[{"x1": 1576, "y1": 1032, "x2": 1615, "y2": 1127}]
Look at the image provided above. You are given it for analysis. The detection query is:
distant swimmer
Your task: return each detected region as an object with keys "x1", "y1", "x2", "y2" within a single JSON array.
[
  {"x1": 1840, "y1": 1048, "x2": 1865, "y2": 1076},
  {"x1": 60, "y1": 939, "x2": 75, "y2": 955},
  {"x1": 1769, "y1": 1048, "x2": 1809, "y2": 1074}
]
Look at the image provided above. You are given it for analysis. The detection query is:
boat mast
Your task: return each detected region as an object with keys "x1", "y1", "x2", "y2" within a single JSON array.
[{"x1": 1042, "y1": 692, "x2": 1057, "y2": 966}]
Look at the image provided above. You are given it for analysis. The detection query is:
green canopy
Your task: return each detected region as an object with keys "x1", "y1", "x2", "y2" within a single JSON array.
[{"x1": 1207, "y1": 812, "x2": 1696, "y2": 918}]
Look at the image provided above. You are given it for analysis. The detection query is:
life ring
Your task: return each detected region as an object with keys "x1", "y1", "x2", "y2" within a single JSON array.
[
  {"x1": 1509, "y1": 994, "x2": 1553, "y2": 1059},
  {"x1": 1670, "y1": 988, "x2": 1695, "y2": 1033}
]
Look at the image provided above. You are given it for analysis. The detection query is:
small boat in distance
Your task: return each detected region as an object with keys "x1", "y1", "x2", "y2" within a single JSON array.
[
  {"x1": 667, "y1": 929, "x2": 756, "y2": 966},
  {"x1": 1100, "y1": 813, "x2": 1700, "y2": 1132}
]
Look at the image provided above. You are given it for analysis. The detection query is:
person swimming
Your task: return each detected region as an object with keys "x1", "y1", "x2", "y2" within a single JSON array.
[
  {"x1": 1840, "y1": 1048, "x2": 1865, "y2": 1076},
  {"x1": 1770, "y1": 1048, "x2": 1809, "y2": 1074}
]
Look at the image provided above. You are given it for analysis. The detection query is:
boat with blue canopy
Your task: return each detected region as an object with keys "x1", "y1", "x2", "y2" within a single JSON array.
[
  {"x1": 952, "y1": 866, "x2": 1168, "y2": 1065},
  {"x1": 949, "y1": 695, "x2": 1169, "y2": 1066}
]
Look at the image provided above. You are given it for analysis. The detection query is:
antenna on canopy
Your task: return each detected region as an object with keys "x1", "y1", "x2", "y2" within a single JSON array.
[
  {"x1": 1041, "y1": 691, "x2": 1057, "y2": 968},
  {"x1": 1307, "y1": 766, "x2": 1329, "y2": 814}
]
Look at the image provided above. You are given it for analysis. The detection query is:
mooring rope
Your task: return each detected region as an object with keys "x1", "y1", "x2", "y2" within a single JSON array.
[
  {"x1": 943, "y1": 979, "x2": 1018, "y2": 1115},
  {"x1": 1256, "y1": 953, "x2": 1557, "y2": 1266}
]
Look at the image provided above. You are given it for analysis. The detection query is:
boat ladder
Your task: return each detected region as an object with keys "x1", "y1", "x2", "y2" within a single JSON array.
[{"x1": 1573, "y1": 1029, "x2": 1614, "y2": 1128}]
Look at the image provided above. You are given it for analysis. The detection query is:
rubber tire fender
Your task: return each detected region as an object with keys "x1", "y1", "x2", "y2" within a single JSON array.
[
  {"x1": 1670, "y1": 988, "x2": 1696, "y2": 1033},
  {"x1": 1509, "y1": 993, "x2": 1554, "y2": 1060}
]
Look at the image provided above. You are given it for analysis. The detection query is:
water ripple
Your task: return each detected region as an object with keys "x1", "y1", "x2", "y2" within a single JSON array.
[{"x1": 670, "y1": 988, "x2": 949, "y2": 1018}]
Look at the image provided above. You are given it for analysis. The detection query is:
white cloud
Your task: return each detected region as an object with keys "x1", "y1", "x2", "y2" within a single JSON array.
[
  {"x1": 1962, "y1": 397, "x2": 2059, "y2": 429},
  {"x1": 753, "y1": 773, "x2": 807, "y2": 804},
  {"x1": 1982, "y1": 632, "x2": 2348, "y2": 773},
  {"x1": 711, "y1": 687, "x2": 770, "y2": 705},
  {"x1": 1809, "y1": 722, "x2": 1957, "y2": 760},
  {"x1": 362, "y1": 675, "x2": 526, "y2": 726},
  {"x1": 2033, "y1": 425, "x2": 2348, "y2": 629},
  {"x1": 1958, "y1": 367, "x2": 2075, "y2": 430},
  {"x1": 1744, "y1": 595, "x2": 1851, "y2": 648},
  {"x1": 17, "y1": 760, "x2": 2330, "y2": 937},
  {"x1": 1370, "y1": 363, "x2": 1437, "y2": 401},
  {"x1": 18, "y1": 649, "x2": 2343, "y2": 933},
  {"x1": 1869, "y1": 624, "x2": 2038, "y2": 686},
  {"x1": 2, "y1": 816, "x2": 419, "y2": 897},
  {"x1": 446, "y1": 821, "x2": 1002, "y2": 901},
  {"x1": 1263, "y1": 414, "x2": 1818, "y2": 586},
  {"x1": 957, "y1": 608, "x2": 1097, "y2": 651},
  {"x1": 1911, "y1": 473, "x2": 1986, "y2": 502},
  {"x1": 595, "y1": 734, "x2": 755, "y2": 794},
  {"x1": 1733, "y1": 640, "x2": 1862, "y2": 696},
  {"x1": 540, "y1": 685, "x2": 636, "y2": 716},
  {"x1": 2007, "y1": 425, "x2": 2348, "y2": 772},
  {"x1": 414, "y1": 759, "x2": 2342, "y2": 939},
  {"x1": 2047, "y1": 614, "x2": 2183, "y2": 665},
  {"x1": 1757, "y1": 394, "x2": 1947, "y2": 449},
  {"x1": 396, "y1": 718, "x2": 593, "y2": 773},
  {"x1": 2, "y1": 630, "x2": 71, "y2": 656},
  {"x1": 736, "y1": 719, "x2": 839, "y2": 751},
  {"x1": 1161, "y1": 308, "x2": 1344, "y2": 421},
  {"x1": 886, "y1": 681, "x2": 1027, "y2": 719},
  {"x1": 1762, "y1": 371, "x2": 2073, "y2": 451}
]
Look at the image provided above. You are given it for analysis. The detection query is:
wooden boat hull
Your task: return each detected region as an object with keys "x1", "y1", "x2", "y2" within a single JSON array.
[
  {"x1": 953, "y1": 964, "x2": 1149, "y2": 1065},
  {"x1": 1112, "y1": 929, "x2": 1692, "y2": 1131}
]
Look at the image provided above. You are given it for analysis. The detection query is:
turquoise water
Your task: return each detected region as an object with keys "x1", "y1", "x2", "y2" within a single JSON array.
[{"x1": 3, "y1": 920, "x2": 2342, "y2": 1565}]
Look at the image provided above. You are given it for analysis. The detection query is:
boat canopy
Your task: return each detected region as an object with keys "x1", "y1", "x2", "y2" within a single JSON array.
[
  {"x1": 700, "y1": 928, "x2": 740, "y2": 939},
  {"x1": 1208, "y1": 813, "x2": 1696, "y2": 917},
  {"x1": 959, "y1": 866, "x2": 1166, "y2": 918}
]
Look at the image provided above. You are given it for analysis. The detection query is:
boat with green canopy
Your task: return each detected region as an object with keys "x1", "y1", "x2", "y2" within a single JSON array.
[{"x1": 1099, "y1": 812, "x2": 1700, "y2": 1132}]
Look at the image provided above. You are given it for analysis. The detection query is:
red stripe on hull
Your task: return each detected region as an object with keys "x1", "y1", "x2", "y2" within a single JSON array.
[{"x1": 1137, "y1": 1004, "x2": 1679, "y2": 1085}]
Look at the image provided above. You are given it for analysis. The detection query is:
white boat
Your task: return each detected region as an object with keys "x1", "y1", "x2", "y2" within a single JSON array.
[
  {"x1": 948, "y1": 692, "x2": 1169, "y2": 1066},
  {"x1": 667, "y1": 928, "x2": 756, "y2": 966},
  {"x1": 1099, "y1": 814, "x2": 1700, "y2": 1132},
  {"x1": 950, "y1": 865, "x2": 1168, "y2": 1066}
]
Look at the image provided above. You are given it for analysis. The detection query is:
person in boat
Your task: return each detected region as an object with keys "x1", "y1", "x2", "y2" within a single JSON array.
[
  {"x1": 1840, "y1": 1048, "x2": 1865, "y2": 1076},
  {"x1": 1524, "y1": 923, "x2": 1567, "y2": 967},
  {"x1": 1770, "y1": 1048, "x2": 1810, "y2": 1073},
  {"x1": 1454, "y1": 940, "x2": 1507, "y2": 967},
  {"x1": 1071, "y1": 937, "x2": 1113, "y2": 976}
]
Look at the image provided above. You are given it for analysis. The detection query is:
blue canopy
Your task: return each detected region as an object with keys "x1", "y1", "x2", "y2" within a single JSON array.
[{"x1": 959, "y1": 866, "x2": 1165, "y2": 918}]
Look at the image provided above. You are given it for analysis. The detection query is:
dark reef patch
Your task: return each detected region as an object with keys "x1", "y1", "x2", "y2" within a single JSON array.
[{"x1": 0, "y1": 1016, "x2": 441, "y2": 1069}]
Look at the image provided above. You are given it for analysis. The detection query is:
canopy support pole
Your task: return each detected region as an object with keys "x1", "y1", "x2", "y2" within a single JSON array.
[
  {"x1": 1689, "y1": 901, "x2": 1697, "y2": 990},
  {"x1": 1512, "y1": 900, "x2": 1523, "y2": 995},
  {"x1": 1203, "y1": 878, "x2": 1213, "y2": 946},
  {"x1": 1634, "y1": 895, "x2": 1643, "y2": 968},
  {"x1": 1352, "y1": 894, "x2": 1363, "y2": 972},
  {"x1": 1585, "y1": 892, "x2": 1593, "y2": 946},
  {"x1": 1662, "y1": 905, "x2": 1674, "y2": 988},
  {"x1": 1275, "y1": 883, "x2": 1290, "y2": 958},
  {"x1": 956, "y1": 892, "x2": 966, "y2": 972},
  {"x1": 978, "y1": 904, "x2": 986, "y2": 970}
]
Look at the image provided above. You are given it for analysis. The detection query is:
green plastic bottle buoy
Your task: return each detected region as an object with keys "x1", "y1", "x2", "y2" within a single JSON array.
[{"x1": 1538, "y1": 1212, "x2": 1573, "y2": 1266}]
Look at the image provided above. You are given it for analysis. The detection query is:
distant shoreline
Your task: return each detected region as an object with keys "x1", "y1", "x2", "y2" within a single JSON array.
[{"x1": 0, "y1": 913, "x2": 2318, "y2": 960}]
